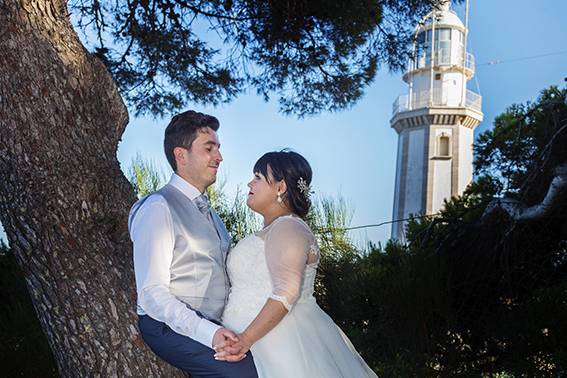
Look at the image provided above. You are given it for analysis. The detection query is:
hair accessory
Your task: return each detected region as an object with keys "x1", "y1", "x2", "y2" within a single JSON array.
[{"x1": 297, "y1": 177, "x2": 313, "y2": 200}]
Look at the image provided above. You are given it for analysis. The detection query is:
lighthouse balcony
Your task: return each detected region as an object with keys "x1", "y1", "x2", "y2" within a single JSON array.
[{"x1": 392, "y1": 88, "x2": 482, "y2": 116}]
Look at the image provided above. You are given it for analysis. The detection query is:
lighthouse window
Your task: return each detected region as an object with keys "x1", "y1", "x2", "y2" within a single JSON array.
[
  {"x1": 415, "y1": 30, "x2": 432, "y2": 68},
  {"x1": 436, "y1": 28, "x2": 451, "y2": 65},
  {"x1": 457, "y1": 30, "x2": 465, "y2": 64},
  {"x1": 438, "y1": 135, "x2": 451, "y2": 157},
  {"x1": 438, "y1": 28, "x2": 451, "y2": 40}
]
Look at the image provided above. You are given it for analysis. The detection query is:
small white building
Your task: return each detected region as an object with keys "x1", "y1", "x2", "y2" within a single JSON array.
[{"x1": 390, "y1": 1, "x2": 483, "y2": 240}]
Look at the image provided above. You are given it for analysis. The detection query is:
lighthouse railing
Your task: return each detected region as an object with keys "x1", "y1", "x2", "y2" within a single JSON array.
[
  {"x1": 392, "y1": 94, "x2": 409, "y2": 114},
  {"x1": 392, "y1": 88, "x2": 482, "y2": 116},
  {"x1": 465, "y1": 89, "x2": 482, "y2": 110}
]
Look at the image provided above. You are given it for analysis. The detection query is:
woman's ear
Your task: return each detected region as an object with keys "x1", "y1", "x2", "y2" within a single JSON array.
[{"x1": 277, "y1": 180, "x2": 288, "y2": 196}]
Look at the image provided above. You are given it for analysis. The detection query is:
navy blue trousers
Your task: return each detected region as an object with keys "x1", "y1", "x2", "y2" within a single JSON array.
[{"x1": 138, "y1": 315, "x2": 258, "y2": 378}]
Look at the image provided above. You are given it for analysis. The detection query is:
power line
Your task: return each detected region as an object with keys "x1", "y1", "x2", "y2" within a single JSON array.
[
  {"x1": 314, "y1": 213, "x2": 441, "y2": 234},
  {"x1": 315, "y1": 198, "x2": 536, "y2": 234},
  {"x1": 477, "y1": 49, "x2": 567, "y2": 67}
]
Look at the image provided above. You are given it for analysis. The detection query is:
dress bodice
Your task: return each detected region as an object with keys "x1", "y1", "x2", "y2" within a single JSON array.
[{"x1": 222, "y1": 230, "x2": 319, "y2": 332}]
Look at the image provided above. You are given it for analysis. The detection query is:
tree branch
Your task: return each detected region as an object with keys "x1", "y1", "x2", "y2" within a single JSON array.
[
  {"x1": 482, "y1": 162, "x2": 567, "y2": 221},
  {"x1": 172, "y1": 0, "x2": 258, "y2": 22}
]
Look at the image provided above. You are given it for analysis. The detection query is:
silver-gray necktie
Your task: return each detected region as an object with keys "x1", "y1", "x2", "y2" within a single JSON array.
[{"x1": 194, "y1": 194, "x2": 214, "y2": 225}]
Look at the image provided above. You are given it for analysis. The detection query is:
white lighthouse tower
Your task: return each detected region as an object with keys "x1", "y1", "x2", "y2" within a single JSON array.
[{"x1": 390, "y1": 0, "x2": 483, "y2": 240}]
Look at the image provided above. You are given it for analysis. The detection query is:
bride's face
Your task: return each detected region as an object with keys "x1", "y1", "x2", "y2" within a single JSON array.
[{"x1": 247, "y1": 168, "x2": 282, "y2": 214}]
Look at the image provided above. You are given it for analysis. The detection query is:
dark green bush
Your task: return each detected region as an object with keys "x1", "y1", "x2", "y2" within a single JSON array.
[{"x1": 0, "y1": 240, "x2": 58, "y2": 377}]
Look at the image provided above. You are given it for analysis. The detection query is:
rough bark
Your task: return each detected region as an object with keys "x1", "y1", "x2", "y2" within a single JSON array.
[{"x1": 0, "y1": 1, "x2": 183, "y2": 376}]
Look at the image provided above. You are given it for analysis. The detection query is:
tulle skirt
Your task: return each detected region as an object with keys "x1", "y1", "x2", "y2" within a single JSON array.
[{"x1": 223, "y1": 297, "x2": 378, "y2": 378}]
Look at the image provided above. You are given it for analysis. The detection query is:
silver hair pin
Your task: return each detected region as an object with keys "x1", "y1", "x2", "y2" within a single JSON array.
[{"x1": 297, "y1": 177, "x2": 313, "y2": 200}]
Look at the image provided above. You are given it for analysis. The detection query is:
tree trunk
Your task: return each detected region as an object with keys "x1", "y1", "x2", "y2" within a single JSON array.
[{"x1": 0, "y1": 1, "x2": 183, "y2": 376}]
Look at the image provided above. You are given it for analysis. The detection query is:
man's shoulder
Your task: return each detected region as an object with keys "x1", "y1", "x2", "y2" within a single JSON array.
[
  {"x1": 142, "y1": 191, "x2": 168, "y2": 205},
  {"x1": 128, "y1": 192, "x2": 173, "y2": 236},
  {"x1": 129, "y1": 192, "x2": 169, "y2": 224},
  {"x1": 133, "y1": 192, "x2": 167, "y2": 209}
]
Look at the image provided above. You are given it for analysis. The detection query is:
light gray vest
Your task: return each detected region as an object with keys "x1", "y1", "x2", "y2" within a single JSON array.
[{"x1": 135, "y1": 184, "x2": 231, "y2": 321}]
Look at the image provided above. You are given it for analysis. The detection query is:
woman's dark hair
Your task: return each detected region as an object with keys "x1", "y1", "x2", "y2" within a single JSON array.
[{"x1": 253, "y1": 150, "x2": 313, "y2": 219}]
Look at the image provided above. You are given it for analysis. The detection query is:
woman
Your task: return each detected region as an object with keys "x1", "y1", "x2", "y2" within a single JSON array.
[{"x1": 217, "y1": 150, "x2": 377, "y2": 377}]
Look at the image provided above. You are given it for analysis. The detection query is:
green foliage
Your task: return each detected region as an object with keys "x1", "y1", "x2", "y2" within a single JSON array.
[
  {"x1": 308, "y1": 195, "x2": 357, "y2": 257},
  {"x1": 0, "y1": 242, "x2": 58, "y2": 377},
  {"x1": 306, "y1": 195, "x2": 359, "y2": 311},
  {"x1": 207, "y1": 181, "x2": 262, "y2": 245},
  {"x1": 71, "y1": 0, "x2": 442, "y2": 117},
  {"x1": 127, "y1": 153, "x2": 167, "y2": 198},
  {"x1": 474, "y1": 86, "x2": 567, "y2": 198}
]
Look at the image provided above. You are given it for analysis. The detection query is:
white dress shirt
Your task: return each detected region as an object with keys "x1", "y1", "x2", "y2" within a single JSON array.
[{"x1": 129, "y1": 173, "x2": 221, "y2": 348}]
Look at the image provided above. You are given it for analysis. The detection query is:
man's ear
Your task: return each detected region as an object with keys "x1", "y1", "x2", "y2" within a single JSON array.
[{"x1": 173, "y1": 147, "x2": 186, "y2": 168}]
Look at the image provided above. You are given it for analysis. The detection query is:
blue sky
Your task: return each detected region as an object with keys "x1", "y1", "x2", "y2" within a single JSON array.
[{"x1": 1, "y1": 0, "x2": 566, "y2": 245}]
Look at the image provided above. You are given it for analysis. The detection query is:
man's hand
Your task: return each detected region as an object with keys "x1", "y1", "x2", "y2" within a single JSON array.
[
  {"x1": 212, "y1": 328, "x2": 247, "y2": 362},
  {"x1": 214, "y1": 332, "x2": 253, "y2": 362},
  {"x1": 212, "y1": 328, "x2": 238, "y2": 350}
]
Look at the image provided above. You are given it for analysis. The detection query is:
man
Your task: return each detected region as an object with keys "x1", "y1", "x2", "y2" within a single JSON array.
[{"x1": 128, "y1": 111, "x2": 258, "y2": 377}]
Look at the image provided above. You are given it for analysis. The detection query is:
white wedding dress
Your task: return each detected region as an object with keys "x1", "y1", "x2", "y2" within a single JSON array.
[{"x1": 222, "y1": 215, "x2": 377, "y2": 378}]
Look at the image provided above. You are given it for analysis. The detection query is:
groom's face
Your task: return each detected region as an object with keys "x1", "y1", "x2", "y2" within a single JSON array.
[{"x1": 175, "y1": 127, "x2": 222, "y2": 192}]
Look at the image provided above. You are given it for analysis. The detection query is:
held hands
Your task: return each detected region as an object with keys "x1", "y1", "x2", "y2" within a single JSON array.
[
  {"x1": 212, "y1": 328, "x2": 241, "y2": 359},
  {"x1": 213, "y1": 331, "x2": 253, "y2": 362}
]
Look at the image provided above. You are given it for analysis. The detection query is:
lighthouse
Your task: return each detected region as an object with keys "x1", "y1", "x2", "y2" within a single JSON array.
[{"x1": 390, "y1": 1, "x2": 483, "y2": 240}]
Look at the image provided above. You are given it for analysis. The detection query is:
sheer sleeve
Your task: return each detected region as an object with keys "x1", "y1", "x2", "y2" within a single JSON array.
[{"x1": 264, "y1": 217, "x2": 316, "y2": 311}]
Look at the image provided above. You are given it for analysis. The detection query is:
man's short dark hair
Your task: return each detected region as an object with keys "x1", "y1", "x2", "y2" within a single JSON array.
[{"x1": 164, "y1": 110, "x2": 220, "y2": 171}]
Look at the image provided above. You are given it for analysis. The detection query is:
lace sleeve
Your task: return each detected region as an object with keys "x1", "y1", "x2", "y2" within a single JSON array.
[{"x1": 264, "y1": 217, "x2": 315, "y2": 311}]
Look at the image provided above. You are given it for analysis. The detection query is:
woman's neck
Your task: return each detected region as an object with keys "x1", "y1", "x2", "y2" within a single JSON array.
[{"x1": 263, "y1": 208, "x2": 295, "y2": 228}]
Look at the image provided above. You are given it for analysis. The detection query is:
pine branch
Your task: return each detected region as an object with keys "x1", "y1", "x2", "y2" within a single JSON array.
[{"x1": 482, "y1": 162, "x2": 567, "y2": 221}]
